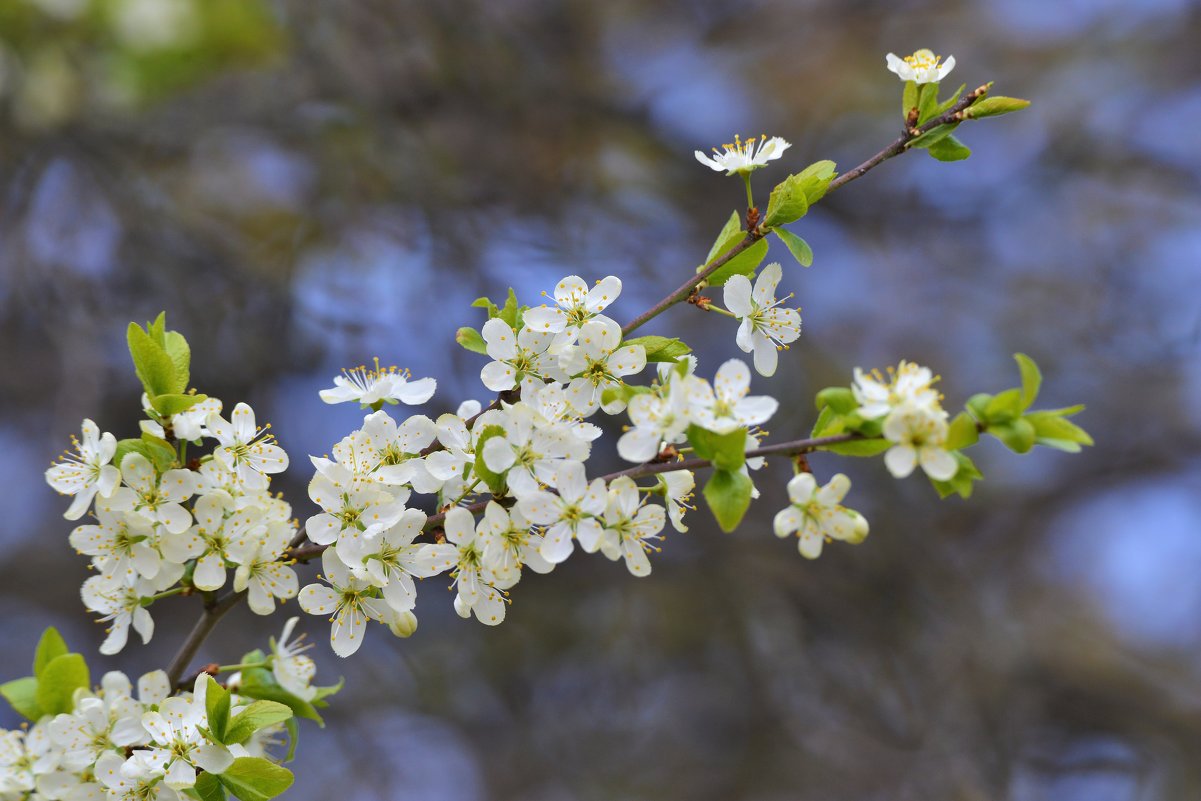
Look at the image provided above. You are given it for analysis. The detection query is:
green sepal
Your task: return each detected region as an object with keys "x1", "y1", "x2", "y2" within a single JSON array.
[
  {"x1": 703, "y1": 234, "x2": 769, "y2": 286},
  {"x1": 705, "y1": 211, "x2": 743, "y2": 265},
  {"x1": 150, "y1": 393, "x2": 207, "y2": 417},
  {"x1": 965, "y1": 393, "x2": 992, "y2": 421},
  {"x1": 35, "y1": 653, "x2": 90, "y2": 716},
  {"x1": 1014, "y1": 353, "x2": 1041, "y2": 410},
  {"x1": 761, "y1": 160, "x2": 836, "y2": 228},
  {"x1": 702, "y1": 468, "x2": 754, "y2": 533},
  {"x1": 686, "y1": 424, "x2": 746, "y2": 472},
  {"x1": 193, "y1": 773, "x2": 227, "y2": 801},
  {"x1": 472, "y1": 425, "x2": 510, "y2": 495},
  {"x1": 217, "y1": 757, "x2": 294, "y2": 801},
  {"x1": 455, "y1": 327, "x2": 489, "y2": 355},
  {"x1": 33, "y1": 627, "x2": 69, "y2": 677},
  {"x1": 966, "y1": 96, "x2": 1031, "y2": 118},
  {"x1": 945, "y1": 412, "x2": 980, "y2": 451},
  {"x1": 223, "y1": 700, "x2": 293, "y2": 745},
  {"x1": 929, "y1": 452, "x2": 984, "y2": 499},
  {"x1": 773, "y1": 227, "x2": 813, "y2": 267},
  {"x1": 205, "y1": 676, "x2": 231, "y2": 743},
  {"x1": 0, "y1": 677, "x2": 42, "y2": 721},
  {"x1": 927, "y1": 135, "x2": 972, "y2": 162},
  {"x1": 620, "y1": 336, "x2": 691, "y2": 363}
]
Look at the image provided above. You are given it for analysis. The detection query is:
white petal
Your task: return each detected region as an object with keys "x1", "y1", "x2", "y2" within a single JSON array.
[{"x1": 723, "y1": 275, "x2": 753, "y2": 316}]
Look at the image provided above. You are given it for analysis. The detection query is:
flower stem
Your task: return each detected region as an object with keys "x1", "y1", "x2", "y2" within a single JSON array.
[
  {"x1": 701, "y1": 304, "x2": 738, "y2": 319},
  {"x1": 742, "y1": 173, "x2": 755, "y2": 210},
  {"x1": 216, "y1": 661, "x2": 269, "y2": 673}
]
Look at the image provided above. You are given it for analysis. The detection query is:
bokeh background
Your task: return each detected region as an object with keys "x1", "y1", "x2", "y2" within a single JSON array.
[{"x1": 3, "y1": 1, "x2": 1201, "y2": 799}]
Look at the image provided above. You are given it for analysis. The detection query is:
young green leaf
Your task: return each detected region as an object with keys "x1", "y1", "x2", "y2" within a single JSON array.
[
  {"x1": 967, "y1": 96, "x2": 1031, "y2": 118},
  {"x1": 821, "y1": 438, "x2": 891, "y2": 457},
  {"x1": 194, "y1": 772, "x2": 227, "y2": 801},
  {"x1": 907, "y1": 122, "x2": 960, "y2": 150},
  {"x1": 926, "y1": 135, "x2": 972, "y2": 162},
  {"x1": 705, "y1": 211, "x2": 743, "y2": 265},
  {"x1": 933, "y1": 83, "x2": 966, "y2": 117},
  {"x1": 223, "y1": 700, "x2": 293, "y2": 745},
  {"x1": 0, "y1": 677, "x2": 42, "y2": 721},
  {"x1": 472, "y1": 425, "x2": 510, "y2": 495},
  {"x1": 984, "y1": 388, "x2": 1024, "y2": 423},
  {"x1": 205, "y1": 676, "x2": 232, "y2": 744},
  {"x1": 35, "y1": 653, "x2": 90, "y2": 716},
  {"x1": 163, "y1": 329, "x2": 191, "y2": 391},
  {"x1": 1025, "y1": 411, "x2": 1094, "y2": 450},
  {"x1": 686, "y1": 424, "x2": 747, "y2": 471},
  {"x1": 902, "y1": 80, "x2": 918, "y2": 118},
  {"x1": 150, "y1": 393, "x2": 206, "y2": 417},
  {"x1": 217, "y1": 757, "x2": 294, "y2": 801},
  {"x1": 33, "y1": 627, "x2": 69, "y2": 677},
  {"x1": 703, "y1": 469, "x2": 754, "y2": 533},
  {"x1": 989, "y1": 418, "x2": 1037, "y2": 453},
  {"x1": 234, "y1": 666, "x2": 324, "y2": 725},
  {"x1": 929, "y1": 452, "x2": 984, "y2": 499},
  {"x1": 917, "y1": 81, "x2": 940, "y2": 124},
  {"x1": 773, "y1": 228, "x2": 813, "y2": 268},
  {"x1": 703, "y1": 234, "x2": 768, "y2": 286},
  {"x1": 455, "y1": 327, "x2": 489, "y2": 355},
  {"x1": 945, "y1": 412, "x2": 980, "y2": 451},
  {"x1": 127, "y1": 322, "x2": 181, "y2": 398},
  {"x1": 815, "y1": 387, "x2": 858, "y2": 414},
  {"x1": 283, "y1": 718, "x2": 300, "y2": 763},
  {"x1": 761, "y1": 160, "x2": 836, "y2": 229},
  {"x1": 1014, "y1": 353, "x2": 1041, "y2": 410},
  {"x1": 620, "y1": 336, "x2": 691, "y2": 363}
]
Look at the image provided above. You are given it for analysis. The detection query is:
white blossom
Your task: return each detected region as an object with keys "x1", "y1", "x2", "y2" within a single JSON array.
[
  {"x1": 478, "y1": 318, "x2": 565, "y2": 392},
  {"x1": 517, "y1": 461, "x2": 607, "y2": 565},
  {"x1": 852, "y1": 361, "x2": 941, "y2": 420},
  {"x1": 695, "y1": 134, "x2": 791, "y2": 175},
  {"x1": 597, "y1": 477, "x2": 666, "y2": 576},
  {"x1": 523, "y1": 275, "x2": 622, "y2": 335},
  {"x1": 773, "y1": 473, "x2": 868, "y2": 559},
  {"x1": 659, "y1": 470, "x2": 696, "y2": 533},
  {"x1": 45, "y1": 419, "x2": 120, "y2": 520},
  {"x1": 560, "y1": 317, "x2": 646, "y2": 415},
  {"x1": 101, "y1": 454, "x2": 196, "y2": 535},
  {"x1": 882, "y1": 402, "x2": 958, "y2": 481},
  {"x1": 81, "y1": 575, "x2": 155, "y2": 655},
  {"x1": 298, "y1": 549, "x2": 395, "y2": 657},
  {"x1": 270, "y1": 618, "x2": 318, "y2": 702},
  {"x1": 688, "y1": 358, "x2": 778, "y2": 434},
  {"x1": 227, "y1": 519, "x2": 298, "y2": 615},
  {"x1": 334, "y1": 508, "x2": 456, "y2": 612},
  {"x1": 319, "y1": 359, "x2": 436, "y2": 407},
  {"x1": 444, "y1": 506, "x2": 506, "y2": 626},
  {"x1": 886, "y1": 49, "x2": 955, "y2": 84},
  {"x1": 723, "y1": 263, "x2": 801, "y2": 376},
  {"x1": 206, "y1": 403, "x2": 289, "y2": 483}
]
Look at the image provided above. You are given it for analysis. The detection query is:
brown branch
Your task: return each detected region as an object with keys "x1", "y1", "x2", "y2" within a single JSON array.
[
  {"x1": 165, "y1": 589, "x2": 248, "y2": 689},
  {"x1": 826, "y1": 83, "x2": 991, "y2": 195}
]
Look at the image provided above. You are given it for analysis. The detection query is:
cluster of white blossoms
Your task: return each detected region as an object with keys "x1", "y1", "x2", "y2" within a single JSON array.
[
  {"x1": 0, "y1": 666, "x2": 291, "y2": 801},
  {"x1": 853, "y1": 360, "x2": 957, "y2": 481},
  {"x1": 300, "y1": 273, "x2": 801, "y2": 655},
  {"x1": 45, "y1": 399, "x2": 295, "y2": 655}
]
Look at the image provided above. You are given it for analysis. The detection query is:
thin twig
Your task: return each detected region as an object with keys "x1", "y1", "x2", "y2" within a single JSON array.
[{"x1": 165, "y1": 590, "x2": 247, "y2": 689}]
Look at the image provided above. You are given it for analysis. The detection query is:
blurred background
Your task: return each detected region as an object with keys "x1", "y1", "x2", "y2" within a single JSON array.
[{"x1": 2, "y1": 0, "x2": 1201, "y2": 799}]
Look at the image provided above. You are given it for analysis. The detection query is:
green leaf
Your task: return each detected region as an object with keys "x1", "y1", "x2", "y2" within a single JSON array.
[
  {"x1": 933, "y1": 83, "x2": 966, "y2": 117},
  {"x1": 907, "y1": 122, "x2": 960, "y2": 150},
  {"x1": 809, "y1": 406, "x2": 837, "y2": 438},
  {"x1": 1026, "y1": 411, "x2": 1094, "y2": 449},
  {"x1": 815, "y1": 387, "x2": 857, "y2": 415},
  {"x1": 761, "y1": 160, "x2": 836, "y2": 228},
  {"x1": 703, "y1": 234, "x2": 769, "y2": 286},
  {"x1": 930, "y1": 452, "x2": 984, "y2": 499},
  {"x1": 965, "y1": 393, "x2": 992, "y2": 421},
  {"x1": 33, "y1": 628, "x2": 69, "y2": 677},
  {"x1": 283, "y1": 717, "x2": 299, "y2": 763},
  {"x1": 163, "y1": 329, "x2": 191, "y2": 391},
  {"x1": 224, "y1": 700, "x2": 293, "y2": 745},
  {"x1": 967, "y1": 96, "x2": 1031, "y2": 118},
  {"x1": 127, "y1": 322, "x2": 181, "y2": 398},
  {"x1": 150, "y1": 393, "x2": 206, "y2": 417},
  {"x1": 309, "y1": 676, "x2": 343, "y2": 705},
  {"x1": 902, "y1": 80, "x2": 918, "y2": 118},
  {"x1": 702, "y1": 469, "x2": 754, "y2": 533},
  {"x1": 498, "y1": 287, "x2": 523, "y2": 330},
  {"x1": 990, "y1": 418, "x2": 1037, "y2": 454},
  {"x1": 927, "y1": 135, "x2": 972, "y2": 162},
  {"x1": 147, "y1": 312, "x2": 167, "y2": 346},
  {"x1": 705, "y1": 211, "x2": 743, "y2": 265},
  {"x1": 205, "y1": 676, "x2": 231, "y2": 743},
  {"x1": 985, "y1": 388, "x2": 1024, "y2": 423},
  {"x1": 821, "y1": 438, "x2": 891, "y2": 457},
  {"x1": 217, "y1": 757, "x2": 294, "y2": 801},
  {"x1": 600, "y1": 383, "x2": 650, "y2": 410},
  {"x1": 471, "y1": 296, "x2": 499, "y2": 318},
  {"x1": 35, "y1": 653, "x2": 89, "y2": 716},
  {"x1": 773, "y1": 228, "x2": 813, "y2": 268},
  {"x1": 114, "y1": 438, "x2": 176, "y2": 472},
  {"x1": 620, "y1": 336, "x2": 691, "y2": 363},
  {"x1": 194, "y1": 773, "x2": 227, "y2": 801},
  {"x1": 472, "y1": 424, "x2": 510, "y2": 495},
  {"x1": 235, "y1": 666, "x2": 324, "y2": 725},
  {"x1": 917, "y1": 81, "x2": 940, "y2": 124},
  {"x1": 0, "y1": 677, "x2": 42, "y2": 721},
  {"x1": 1014, "y1": 353, "x2": 1041, "y2": 411},
  {"x1": 945, "y1": 412, "x2": 980, "y2": 451},
  {"x1": 455, "y1": 327, "x2": 489, "y2": 355},
  {"x1": 686, "y1": 424, "x2": 747, "y2": 472}
]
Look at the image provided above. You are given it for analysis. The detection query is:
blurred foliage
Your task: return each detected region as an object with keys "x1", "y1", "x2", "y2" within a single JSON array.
[{"x1": 2, "y1": 1, "x2": 1201, "y2": 800}]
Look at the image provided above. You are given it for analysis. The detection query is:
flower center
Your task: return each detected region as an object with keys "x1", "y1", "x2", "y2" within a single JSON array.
[{"x1": 904, "y1": 49, "x2": 941, "y2": 70}]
